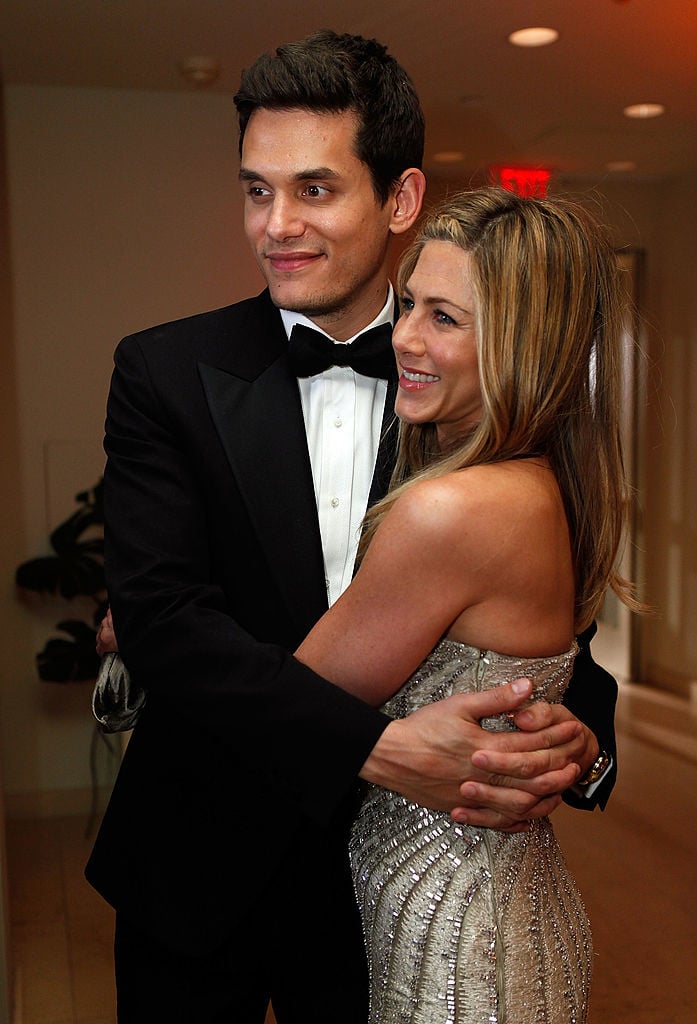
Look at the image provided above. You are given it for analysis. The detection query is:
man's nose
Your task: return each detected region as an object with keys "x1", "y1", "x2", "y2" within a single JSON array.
[{"x1": 265, "y1": 195, "x2": 305, "y2": 241}]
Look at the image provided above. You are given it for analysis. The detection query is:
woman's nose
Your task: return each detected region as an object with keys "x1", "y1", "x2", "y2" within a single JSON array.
[{"x1": 393, "y1": 313, "x2": 425, "y2": 355}]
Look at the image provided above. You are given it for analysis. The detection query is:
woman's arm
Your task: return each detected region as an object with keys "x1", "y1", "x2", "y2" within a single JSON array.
[
  {"x1": 297, "y1": 466, "x2": 612, "y2": 824},
  {"x1": 296, "y1": 476, "x2": 488, "y2": 703}
]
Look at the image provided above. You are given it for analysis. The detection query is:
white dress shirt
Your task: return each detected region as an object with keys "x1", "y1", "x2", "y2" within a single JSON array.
[{"x1": 281, "y1": 287, "x2": 394, "y2": 606}]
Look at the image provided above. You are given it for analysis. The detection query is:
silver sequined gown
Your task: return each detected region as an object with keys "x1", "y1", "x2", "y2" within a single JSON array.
[{"x1": 350, "y1": 640, "x2": 592, "y2": 1024}]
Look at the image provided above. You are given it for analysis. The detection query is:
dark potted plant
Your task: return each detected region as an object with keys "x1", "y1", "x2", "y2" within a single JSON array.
[{"x1": 15, "y1": 478, "x2": 107, "y2": 682}]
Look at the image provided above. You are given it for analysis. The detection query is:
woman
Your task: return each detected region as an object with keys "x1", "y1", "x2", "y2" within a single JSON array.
[{"x1": 296, "y1": 188, "x2": 640, "y2": 1022}]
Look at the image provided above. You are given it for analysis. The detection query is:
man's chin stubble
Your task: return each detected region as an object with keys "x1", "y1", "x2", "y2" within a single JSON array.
[{"x1": 273, "y1": 290, "x2": 351, "y2": 323}]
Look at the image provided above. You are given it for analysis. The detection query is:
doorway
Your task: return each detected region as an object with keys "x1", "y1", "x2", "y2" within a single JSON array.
[{"x1": 594, "y1": 249, "x2": 645, "y2": 683}]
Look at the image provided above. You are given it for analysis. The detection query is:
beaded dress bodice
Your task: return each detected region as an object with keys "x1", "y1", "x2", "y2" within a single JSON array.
[{"x1": 349, "y1": 639, "x2": 592, "y2": 1024}]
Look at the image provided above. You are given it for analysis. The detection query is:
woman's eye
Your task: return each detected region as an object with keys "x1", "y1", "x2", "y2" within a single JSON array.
[
  {"x1": 434, "y1": 310, "x2": 456, "y2": 326},
  {"x1": 400, "y1": 296, "x2": 414, "y2": 312}
]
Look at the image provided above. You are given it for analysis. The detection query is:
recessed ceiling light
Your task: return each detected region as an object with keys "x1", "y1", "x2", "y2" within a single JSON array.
[
  {"x1": 508, "y1": 27, "x2": 559, "y2": 48},
  {"x1": 177, "y1": 56, "x2": 221, "y2": 86},
  {"x1": 606, "y1": 160, "x2": 637, "y2": 172},
  {"x1": 623, "y1": 103, "x2": 665, "y2": 119},
  {"x1": 433, "y1": 151, "x2": 465, "y2": 164}
]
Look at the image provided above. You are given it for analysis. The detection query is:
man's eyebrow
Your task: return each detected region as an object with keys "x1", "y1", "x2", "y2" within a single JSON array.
[{"x1": 239, "y1": 166, "x2": 341, "y2": 183}]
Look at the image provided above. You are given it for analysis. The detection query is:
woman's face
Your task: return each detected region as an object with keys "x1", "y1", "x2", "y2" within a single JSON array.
[{"x1": 393, "y1": 240, "x2": 482, "y2": 446}]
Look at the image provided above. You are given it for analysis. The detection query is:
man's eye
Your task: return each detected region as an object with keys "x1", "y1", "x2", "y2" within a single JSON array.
[{"x1": 303, "y1": 184, "x2": 329, "y2": 198}]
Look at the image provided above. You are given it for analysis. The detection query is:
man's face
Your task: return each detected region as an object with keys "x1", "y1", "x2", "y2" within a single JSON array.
[{"x1": 240, "y1": 107, "x2": 396, "y2": 340}]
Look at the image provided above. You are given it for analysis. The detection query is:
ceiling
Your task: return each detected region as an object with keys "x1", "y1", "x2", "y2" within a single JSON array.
[{"x1": 1, "y1": 0, "x2": 695, "y2": 184}]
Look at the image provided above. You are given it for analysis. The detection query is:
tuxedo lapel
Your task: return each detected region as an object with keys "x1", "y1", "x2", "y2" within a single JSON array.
[
  {"x1": 198, "y1": 294, "x2": 399, "y2": 626},
  {"x1": 199, "y1": 355, "x2": 329, "y2": 634},
  {"x1": 369, "y1": 380, "x2": 399, "y2": 507},
  {"x1": 370, "y1": 308, "x2": 401, "y2": 506}
]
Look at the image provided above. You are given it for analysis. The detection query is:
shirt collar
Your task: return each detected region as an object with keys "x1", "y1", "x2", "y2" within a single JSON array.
[{"x1": 280, "y1": 284, "x2": 395, "y2": 344}]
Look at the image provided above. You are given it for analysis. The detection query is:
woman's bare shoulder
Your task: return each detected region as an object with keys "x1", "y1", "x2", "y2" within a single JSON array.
[
  {"x1": 390, "y1": 461, "x2": 562, "y2": 538},
  {"x1": 376, "y1": 463, "x2": 568, "y2": 606}
]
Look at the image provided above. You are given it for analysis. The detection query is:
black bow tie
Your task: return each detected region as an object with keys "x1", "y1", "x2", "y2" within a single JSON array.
[{"x1": 288, "y1": 322, "x2": 396, "y2": 380}]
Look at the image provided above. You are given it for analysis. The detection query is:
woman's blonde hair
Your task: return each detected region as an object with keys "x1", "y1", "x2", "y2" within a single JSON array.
[{"x1": 362, "y1": 187, "x2": 640, "y2": 630}]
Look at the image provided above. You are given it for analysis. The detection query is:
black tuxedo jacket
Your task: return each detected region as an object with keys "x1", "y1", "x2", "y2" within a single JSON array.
[{"x1": 86, "y1": 289, "x2": 617, "y2": 956}]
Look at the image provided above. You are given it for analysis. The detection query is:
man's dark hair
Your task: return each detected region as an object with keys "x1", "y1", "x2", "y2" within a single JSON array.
[{"x1": 234, "y1": 30, "x2": 425, "y2": 205}]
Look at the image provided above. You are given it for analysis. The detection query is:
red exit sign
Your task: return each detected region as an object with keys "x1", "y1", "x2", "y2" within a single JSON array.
[{"x1": 492, "y1": 166, "x2": 551, "y2": 197}]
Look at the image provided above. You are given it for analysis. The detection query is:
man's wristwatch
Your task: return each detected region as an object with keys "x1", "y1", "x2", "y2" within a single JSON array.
[{"x1": 576, "y1": 750, "x2": 612, "y2": 789}]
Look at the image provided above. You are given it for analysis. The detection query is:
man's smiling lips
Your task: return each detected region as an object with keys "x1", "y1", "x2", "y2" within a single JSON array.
[{"x1": 265, "y1": 251, "x2": 324, "y2": 273}]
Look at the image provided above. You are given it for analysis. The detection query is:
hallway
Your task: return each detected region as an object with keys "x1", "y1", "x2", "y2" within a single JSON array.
[
  {"x1": 6, "y1": 681, "x2": 697, "y2": 1023},
  {"x1": 554, "y1": 684, "x2": 697, "y2": 1023}
]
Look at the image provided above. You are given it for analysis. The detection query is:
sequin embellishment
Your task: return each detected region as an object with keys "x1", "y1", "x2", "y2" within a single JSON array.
[{"x1": 349, "y1": 640, "x2": 592, "y2": 1023}]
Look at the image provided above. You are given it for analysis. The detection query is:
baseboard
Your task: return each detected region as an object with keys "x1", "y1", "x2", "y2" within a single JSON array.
[
  {"x1": 617, "y1": 679, "x2": 697, "y2": 765},
  {"x1": 644, "y1": 661, "x2": 697, "y2": 700}
]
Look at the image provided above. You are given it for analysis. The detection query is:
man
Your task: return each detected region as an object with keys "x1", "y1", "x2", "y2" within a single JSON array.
[{"x1": 86, "y1": 30, "x2": 616, "y2": 1023}]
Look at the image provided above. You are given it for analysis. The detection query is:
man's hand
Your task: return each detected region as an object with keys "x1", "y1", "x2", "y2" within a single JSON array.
[
  {"x1": 452, "y1": 701, "x2": 599, "y2": 830},
  {"x1": 96, "y1": 607, "x2": 118, "y2": 657},
  {"x1": 360, "y1": 678, "x2": 554, "y2": 813},
  {"x1": 359, "y1": 678, "x2": 592, "y2": 833}
]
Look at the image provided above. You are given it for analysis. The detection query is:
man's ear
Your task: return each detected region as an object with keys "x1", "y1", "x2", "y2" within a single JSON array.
[{"x1": 389, "y1": 168, "x2": 427, "y2": 236}]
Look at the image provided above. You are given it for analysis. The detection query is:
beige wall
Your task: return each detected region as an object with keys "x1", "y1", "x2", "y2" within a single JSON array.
[
  {"x1": 1, "y1": 83, "x2": 263, "y2": 813},
  {"x1": 641, "y1": 175, "x2": 697, "y2": 693},
  {"x1": 0, "y1": 83, "x2": 694, "y2": 816},
  {"x1": 0, "y1": 84, "x2": 17, "y2": 1024}
]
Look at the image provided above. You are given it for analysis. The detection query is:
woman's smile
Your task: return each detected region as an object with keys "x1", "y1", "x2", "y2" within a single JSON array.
[{"x1": 392, "y1": 240, "x2": 482, "y2": 445}]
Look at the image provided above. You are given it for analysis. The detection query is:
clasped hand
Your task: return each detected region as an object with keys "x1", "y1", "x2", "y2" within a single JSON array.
[{"x1": 361, "y1": 679, "x2": 597, "y2": 833}]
